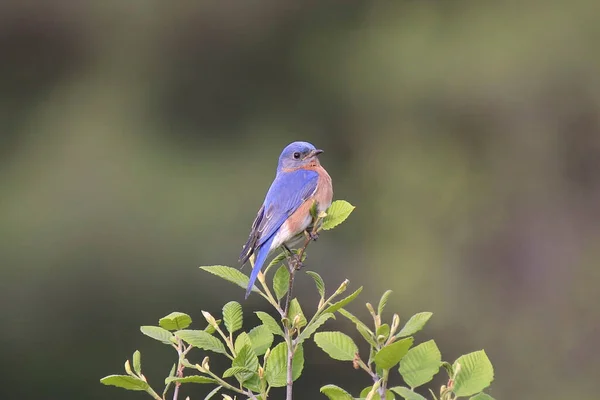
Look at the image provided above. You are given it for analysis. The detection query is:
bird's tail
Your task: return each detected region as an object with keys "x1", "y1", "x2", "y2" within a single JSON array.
[{"x1": 245, "y1": 235, "x2": 275, "y2": 299}]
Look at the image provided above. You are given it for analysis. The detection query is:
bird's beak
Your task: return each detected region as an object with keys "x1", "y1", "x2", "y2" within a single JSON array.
[{"x1": 308, "y1": 149, "x2": 324, "y2": 158}]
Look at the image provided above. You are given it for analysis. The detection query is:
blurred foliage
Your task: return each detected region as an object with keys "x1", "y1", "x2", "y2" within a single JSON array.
[{"x1": 1, "y1": 1, "x2": 600, "y2": 399}]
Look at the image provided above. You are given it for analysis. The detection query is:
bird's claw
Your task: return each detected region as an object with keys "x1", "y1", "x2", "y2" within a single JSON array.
[
  {"x1": 289, "y1": 254, "x2": 304, "y2": 271},
  {"x1": 305, "y1": 230, "x2": 319, "y2": 241}
]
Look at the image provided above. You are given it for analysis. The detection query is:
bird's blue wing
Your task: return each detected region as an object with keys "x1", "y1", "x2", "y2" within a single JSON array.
[{"x1": 240, "y1": 169, "x2": 318, "y2": 265}]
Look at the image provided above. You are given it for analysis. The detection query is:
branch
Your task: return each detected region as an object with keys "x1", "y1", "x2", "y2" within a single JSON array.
[{"x1": 282, "y1": 220, "x2": 321, "y2": 400}]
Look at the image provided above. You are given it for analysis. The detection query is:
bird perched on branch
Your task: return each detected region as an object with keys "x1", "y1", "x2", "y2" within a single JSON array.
[{"x1": 239, "y1": 141, "x2": 333, "y2": 299}]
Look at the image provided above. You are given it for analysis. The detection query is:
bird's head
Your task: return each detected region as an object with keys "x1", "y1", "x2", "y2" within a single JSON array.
[{"x1": 277, "y1": 141, "x2": 324, "y2": 171}]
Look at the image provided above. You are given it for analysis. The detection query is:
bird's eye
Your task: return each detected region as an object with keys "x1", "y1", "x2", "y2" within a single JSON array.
[{"x1": 293, "y1": 152, "x2": 301, "y2": 159}]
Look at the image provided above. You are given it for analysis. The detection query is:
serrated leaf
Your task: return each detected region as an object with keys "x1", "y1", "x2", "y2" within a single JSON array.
[
  {"x1": 265, "y1": 342, "x2": 304, "y2": 387},
  {"x1": 248, "y1": 325, "x2": 274, "y2": 356},
  {"x1": 377, "y1": 290, "x2": 393, "y2": 316},
  {"x1": 397, "y1": 312, "x2": 432, "y2": 338},
  {"x1": 232, "y1": 344, "x2": 259, "y2": 383},
  {"x1": 470, "y1": 393, "x2": 495, "y2": 400},
  {"x1": 314, "y1": 331, "x2": 358, "y2": 361},
  {"x1": 288, "y1": 298, "x2": 307, "y2": 328},
  {"x1": 338, "y1": 308, "x2": 374, "y2": 337},
  {"x1": 390, "y1": 387, "x2": 427, "y2": 400},
  {"x1": 204, "y1": 386, "x2": 221, "y2": 399},
  {"x1": 273, "y1": 265, "x2": 290, "y2": 301},
  {"x1": 399, "y1": 340, "x2": 442, "y2": 388},
  {"x1": 159, "y1": 312, "x2": 192, "y2": 331},
  {"x1": 320, "y1": 384, "x2": 354, "y2": 400},
  {"x1": 204, "y1": 319, "x2": 221, "y2": 335},
  {"x1": 359, "y1": 387, "x2": 396, "y2": 400},
  {"x1": 234, "y1": 332, "x2": 252, "y2": 354},
  {"x1": 452, "y1": 350, "x2": 494, "y2": 397},
  {"x1": 321, "y1": 200, "x2": 355, "y2": 230},
  {"x1": 305, "y1": 271, "x2": 325, "y2": 299},
  {"x1": 377, "y1": 324, "x2": 391, "y2": 341},
  {"x1": 132, "y1": 350, "x2": 141, "y2": 375},
  {"x1": 100, "y1": 375, "x2": 149, "y2": 391},
  {"x1": 374, "y1": 337, "x2": 414, "y2": 370},
  {"x1": 200, "y1": 265, "x2": 259, "y2": 293},
  {"x1": 140, "y1": 326, "x2": 173, "y2": 345},
  {"x1": 222, "y1": 301, "x2": 243, "y2": 334},
  {"x1": 323, "y1": 287, "x2": 363, "y2": 314},
  {"x1": 165, "y1": 376, "x2": 216, "y2": 384},
  {"x1": 356, "y1": 322, "x2": 378, "y2": 347},
  {"x1": 223, "y1": 366, "x2": 253, "y2": 378},
  {"x1": 175, "y1": 330, "x2": 228, "y2": 355},
  {"x1": 255, "y1": 311, "x2": 284, "y2": 336},
  {"x1": 296, "y1": 313, "x2": 334, "y2": 345},
  {"x1": 264, "y1": 250, "x2": 287, "y2": 275}
]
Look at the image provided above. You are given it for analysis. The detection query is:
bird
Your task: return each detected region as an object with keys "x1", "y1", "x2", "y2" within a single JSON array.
[{"x1": 239, "y1": 141, "x2": 333, "y2": 299}]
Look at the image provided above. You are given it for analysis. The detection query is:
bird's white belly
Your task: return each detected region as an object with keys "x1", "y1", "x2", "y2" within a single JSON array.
[{"x1": 269, "y1": 213, "x2": 312, "y2": 252}]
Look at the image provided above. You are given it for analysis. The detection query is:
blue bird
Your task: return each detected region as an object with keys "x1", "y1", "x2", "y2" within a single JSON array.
[{"x1": 240, "y1": 141, "x2": 333, "y2": 299}]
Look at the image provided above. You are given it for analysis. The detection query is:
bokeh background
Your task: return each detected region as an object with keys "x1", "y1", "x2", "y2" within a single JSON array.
[{"x1": 2, "y1": 1, "x2": 600, "y2": 399}]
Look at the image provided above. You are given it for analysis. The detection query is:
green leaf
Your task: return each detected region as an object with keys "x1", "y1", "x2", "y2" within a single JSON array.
[
  {"x1": 390, "y1": 387, "x2": 427, "y2": 400},
  {"x1": 338, "y1": 308, "x2": 374, "y2": 338},
  {"x1": 374, "y1": 337, "x2": 414, "y2": 370},
  {"x1": 162, "y1": 364, "x2": 176, "y2": 398},
  {"x1": 132, "y1": 350, "x2": 141, "y2": 375},
  {"x1": 397, "y1": 312, "x2": 433, "y2": 338},
  {"x1": 264, "y1": 250, "x2": 287, "y2": 275},
  {"x1": 359, "y1": 387, "x2": 396, "y2": 400},
  {"x1": 377, "y1": 290, "x2": 393, "y2": 316},
  {"x1": 255, "y1": 311, "x2": 284, "y2": 336},
  {"x1": 223, "y1": 366, "x2": 253, "y2": 378},
  {"x1": 296, "y1": 313, "x2": 334, "y2": 345},
  {"x1": 200, "y1": 265, "x2": 259, "y2": 293},
  {"x1": 313, "y1": 331, "x2": 358, "y2": 361},
  {"x1": 305, "y1": 270, "x2": 325, "y2": 299},
  {"x1": 377, "y1": 324, "x2": 391, "y2": 341},
  {"x1": 234, "y1": 332, "x2": 253, "y2": 354},
  {"x1": 321, "y1": 200, "x2": 355, "y2": 230},
  {"x1": 356, "y1": 323, "x2": 378, "y2": 347},
  {"x1": 204, "y1": 319, "x2": 221, "y2": 335},
  {"x1": 159, "y1": 312, "x2": 192, "y2": 331},
  {"x1": 320, "y1": 384, "x2": 354, "y2": 400},
  {"x1": 100, "y1": 375, "x2": 149, "y2": 391},
  {"x1": 288, "y1": 298, "x2": 307, "y2": 328},
  {"x1": 140, "y1": 326, "x2": 173, "y2": 345},
  {"x1": 248, "y1": 325, "x2": 274, "y2": 356},
  {"x1": 165, "y1": 376, "x2": 217, "y2": 384},
  {"x1": 232, "y1": 344, "x2": 259, "y2": 383},
  {"x1": 399, "y1": 340, "x2": 442, "y2": 388},
  {"x1": 273, "y1": 265, "x2": 290, "y2": 301},
  {"x1": 265, "y1": 342, "x2": 304, "y2": 387},
  {"x1": 470, "y1": 393, "x2": 495, "y2": 400},
  {"x1": 323, "y1": 287, "x2": 363, "y2": 314},
  {"x1": 452, "y1": 350, "x2": 494, "y2": 397},
  {"x1": 222, "y1": 301, "x2": 243, "y2": 334},
  {"x1": 175, "y1": 330, "x2": 228, "y2": 355},
  {"x1": 204, "y1": 386, "x2": 221, "y2": 399}
]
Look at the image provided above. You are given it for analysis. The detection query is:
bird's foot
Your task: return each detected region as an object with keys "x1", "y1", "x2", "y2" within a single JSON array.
[
  {"x1": 289, "y1": 253, "x2": 304, "y2": 271},
  {"x1": 305, "y1": 229, "x2": 319, "y2": 241}
]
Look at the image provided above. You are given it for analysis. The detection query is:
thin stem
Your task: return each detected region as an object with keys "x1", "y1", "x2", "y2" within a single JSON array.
[
  {"x1": 172, "y1": 339, "x2": 185, "y2": 400},
  {"x1": 258, "y1": 271, "x2": 285, "y2": 317},
  {"x1": 213, "y1": 324, "x2": 236, "y2": 357},
  {"x1": 146, "y1": 387, "x2": 164, "y2": 400},
  {"x1": 204, "y1": 369, "x2": 258, "y2": 398},
  {"x1": 379, "y1": 369, "x2": 389, "y2": 400}
]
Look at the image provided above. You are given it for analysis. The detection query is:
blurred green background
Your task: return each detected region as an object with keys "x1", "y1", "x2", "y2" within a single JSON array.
[{"x1": 2, "y1": 1, "x2": 600, "y2": 399}]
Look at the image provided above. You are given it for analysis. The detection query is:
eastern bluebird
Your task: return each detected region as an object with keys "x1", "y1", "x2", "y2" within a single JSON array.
[{"x1": 239, "y1": 141, "x2": 333, "y2": 299}]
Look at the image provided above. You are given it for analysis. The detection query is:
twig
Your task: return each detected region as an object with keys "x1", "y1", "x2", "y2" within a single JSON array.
[
  {"x1": 173, "y1": 339, "x2": 185, "y2": 400},
  {"x1": 282, "y1": 222, "x2": 321, "y2": 400}
]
